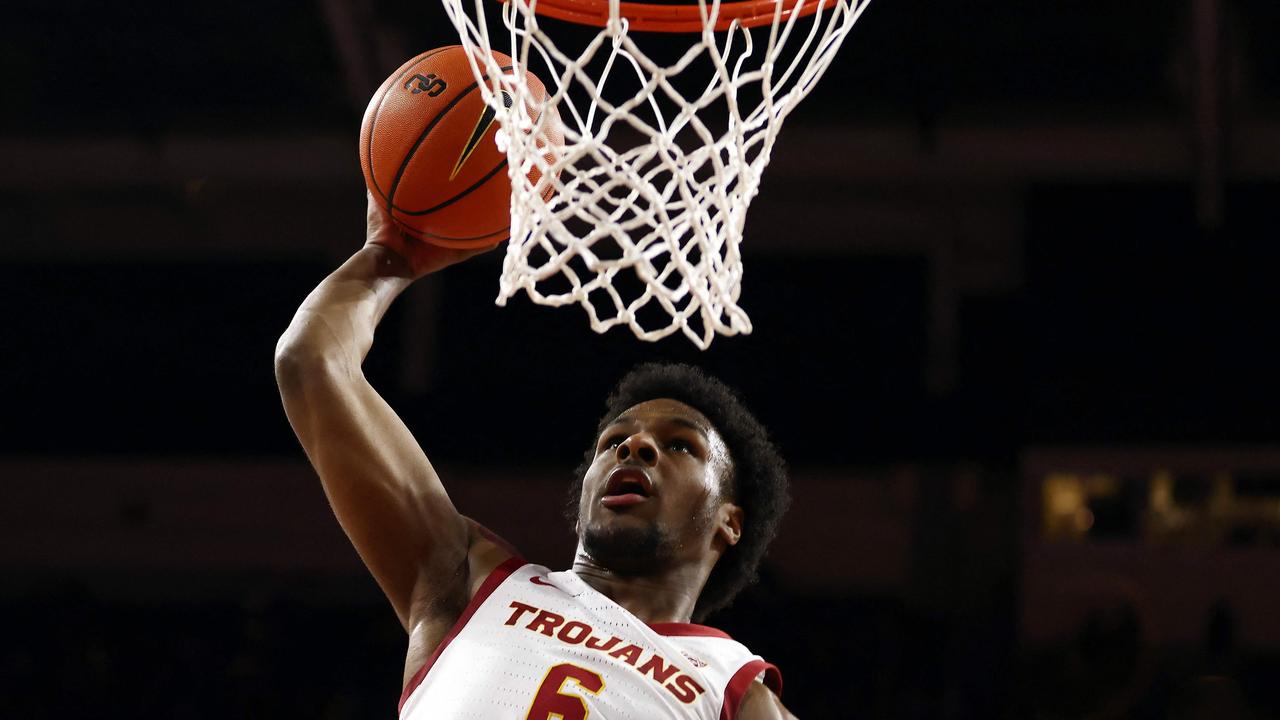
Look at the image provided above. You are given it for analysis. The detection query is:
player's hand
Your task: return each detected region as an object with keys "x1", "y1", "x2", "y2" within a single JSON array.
[{"x1": 363, "y1": 191, "x2": 498, "y2": 279}]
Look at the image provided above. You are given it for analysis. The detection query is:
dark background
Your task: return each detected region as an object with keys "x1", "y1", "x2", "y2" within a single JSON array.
[{"x1": 2, "y1": 0, "x2": 1278, "y2": 718}]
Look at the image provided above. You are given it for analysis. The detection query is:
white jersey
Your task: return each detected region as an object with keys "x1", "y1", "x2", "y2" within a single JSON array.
[{"x1": 398, "y1": 558, "x2": 782, "y2": 719}]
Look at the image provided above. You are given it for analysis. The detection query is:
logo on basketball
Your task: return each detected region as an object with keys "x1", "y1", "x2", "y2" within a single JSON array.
[
  {"x1": 449, "y1": 91, "x2": 515, "y2": 181},
  {"x1": 406, "y1": 73, "x2": 447, "y2": 97}
]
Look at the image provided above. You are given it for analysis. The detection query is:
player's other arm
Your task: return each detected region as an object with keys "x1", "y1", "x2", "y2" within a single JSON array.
[
  {"x1": 738, "y1": 681, "x2": 799, "y2": 720},
  {"x1": 274, "y1": 195, "x2": 500, "y2": 629}
]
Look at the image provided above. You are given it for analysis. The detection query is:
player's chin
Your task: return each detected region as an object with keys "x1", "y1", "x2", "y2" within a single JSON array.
[
  {"x1": 589, "y1": 505, "x2": 644, "y2": 524},
  {"x1": 585, "y1": 504, "x2": 655, "y2": 532},
  {"x1": 581, "y1": 518, "x2": 669, "y2": 573}
]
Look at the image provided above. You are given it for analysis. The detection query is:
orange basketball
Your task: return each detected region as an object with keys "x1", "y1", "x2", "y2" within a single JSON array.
[{"x1": 360, "y1": 46, "x2": 561, "y2": 249}]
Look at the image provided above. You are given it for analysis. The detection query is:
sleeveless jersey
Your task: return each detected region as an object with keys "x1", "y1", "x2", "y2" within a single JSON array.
[{"x1": 398, "y1": 558, "x2": 782, "y2": 719}]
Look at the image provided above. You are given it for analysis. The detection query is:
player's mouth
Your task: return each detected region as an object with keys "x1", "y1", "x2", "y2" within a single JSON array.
[{"x1": 600, "y1": 466, "x2": 655, "y2": 509}]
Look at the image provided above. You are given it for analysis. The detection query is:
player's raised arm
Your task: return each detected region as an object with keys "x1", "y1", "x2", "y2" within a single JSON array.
[{"x1": 274, "y1": 193, "x2": 498, "y2": 629}]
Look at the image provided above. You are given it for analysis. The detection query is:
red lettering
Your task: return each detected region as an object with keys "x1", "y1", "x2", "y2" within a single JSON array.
[
  {"x1": 528, "y1": 609, "x2": 566, "y2": 636},
  {"x1": 607, "y1": 643, "x2": 643, "y2": 666},
  {"x1": 584, "y1": 634, "x2": 622, "y2": 652},
  {"x1": 506, "y1": 601, "x2": 539, "y2": 626},
  {"x1": 526, "y1": 663, "x2": 603, "y2": 719},
  {"x1": 638, "y1": 653, "x2": 678, "y2": 683},
  {"x1": 557, "y1": 621, "x2": 592, "y2": 645},
  {"x1": 666, "y1": 674, "x2": 706, "y2": 704}
]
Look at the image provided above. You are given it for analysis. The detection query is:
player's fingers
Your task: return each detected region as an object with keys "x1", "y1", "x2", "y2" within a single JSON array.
[{"x1": 366, "y1": 190, "x2": 394, "y2": 226}]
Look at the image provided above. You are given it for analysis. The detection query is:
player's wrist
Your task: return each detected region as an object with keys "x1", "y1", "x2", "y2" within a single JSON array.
[{"x1": 361, "y1": 240, "x2": 417, "y2": 279}]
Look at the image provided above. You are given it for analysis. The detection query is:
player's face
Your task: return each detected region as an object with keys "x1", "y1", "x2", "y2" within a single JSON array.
[{"x1": 576, "y1": 398, "x2": 738, "y2": 575}]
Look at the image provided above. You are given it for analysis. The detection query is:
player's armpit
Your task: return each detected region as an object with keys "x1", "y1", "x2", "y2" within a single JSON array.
[
  {"x1": 736, "y1": 681, "x2": 798, "y2": 720},
  {"x1": 462, "y1": 519, "x2": 520, "y2": 596}
]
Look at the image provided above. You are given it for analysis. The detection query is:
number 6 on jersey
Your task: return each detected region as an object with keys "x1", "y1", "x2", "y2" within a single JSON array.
[{"x1": 526, "y1": 663, "x2": 605, "y2": 720}]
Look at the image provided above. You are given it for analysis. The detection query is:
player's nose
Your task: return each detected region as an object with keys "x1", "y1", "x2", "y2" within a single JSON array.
[{"x1": 616, "y1": 433, "x2": 658, "y2": 466}]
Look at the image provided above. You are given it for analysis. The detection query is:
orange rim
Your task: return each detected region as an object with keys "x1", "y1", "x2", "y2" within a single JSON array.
[{"x1": 517, "y1": 0, "x2": 843, "y2": 33}]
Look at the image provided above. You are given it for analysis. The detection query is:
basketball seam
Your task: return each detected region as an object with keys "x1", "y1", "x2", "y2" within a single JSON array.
[
  {"x1": 393, "y1": 157, "x2": 510, "y2": 217},
  {"x1": 398, "y1": 222, "x2": 509, "y2": 244},
  {"x1": 415, "y1": 226, "x2": 510, "y2": 242},
  {"x1": 386, "y1": 64, "x2": 515, "y2": 218},
  {"x1": 365, "y1": 46, "x2": 456, "y2": 205}
]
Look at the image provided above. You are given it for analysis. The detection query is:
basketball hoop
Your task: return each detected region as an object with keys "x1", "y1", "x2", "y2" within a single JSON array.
[{"x1": 442, "y1": 0, "x2": 871, "y2": 348}]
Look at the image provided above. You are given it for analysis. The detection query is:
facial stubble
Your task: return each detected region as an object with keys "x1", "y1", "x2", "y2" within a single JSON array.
[{"x1": 579, "y1": 500, "x2": 717, "y2": 577}]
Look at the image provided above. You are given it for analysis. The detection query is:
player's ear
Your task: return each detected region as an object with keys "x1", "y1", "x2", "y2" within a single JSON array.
[{"x1": 714, "y1": 502, "x2": 743, "y2": 550}]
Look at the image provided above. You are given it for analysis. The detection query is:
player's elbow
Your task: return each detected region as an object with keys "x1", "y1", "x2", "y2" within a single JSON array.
[
  {"x1": 274, "y1": 333, "x2": 347, "y2": 392},
  {"x1": 274, "y1": 337, "x2": 306, "y2": 384}
]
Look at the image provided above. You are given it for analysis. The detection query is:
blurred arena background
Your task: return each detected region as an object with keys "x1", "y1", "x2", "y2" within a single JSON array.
[{"x1": 3, "y1": 0, "x2": 1279, "y2": 717}]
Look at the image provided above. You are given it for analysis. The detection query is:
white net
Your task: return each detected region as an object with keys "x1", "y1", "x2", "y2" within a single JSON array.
[{"x1": 442, "y1": 0, "x2": 871, "y2": 348}]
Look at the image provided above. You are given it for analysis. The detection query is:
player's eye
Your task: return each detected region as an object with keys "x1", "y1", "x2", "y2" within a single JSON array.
[
  {"x1": 602, "y1": 434, "x2": 627, "y2": 450},
  {"x1": 667, "y1": 439, "x2": 693, "y2": 453}
]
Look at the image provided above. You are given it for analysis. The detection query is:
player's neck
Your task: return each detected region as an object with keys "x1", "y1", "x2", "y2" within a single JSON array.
[{"x1": 570, "y1": 552, "x2": 707, "y2": 625}]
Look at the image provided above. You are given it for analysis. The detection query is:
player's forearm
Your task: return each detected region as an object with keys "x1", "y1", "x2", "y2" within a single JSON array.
[{"x1": 275, "y1": 245, "x2": 414, "y2": 370}]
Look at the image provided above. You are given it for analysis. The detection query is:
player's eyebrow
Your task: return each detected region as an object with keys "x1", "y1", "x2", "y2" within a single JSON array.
[
  {"x1": 605, "y1": 415, "x2": 636, "y2": 429},
  {"x1": 604, "y1": 414, "x2": 710, "y2": 440},
  {"x1": 666, "y1": 415, "x2": 710, "y2": 440}
]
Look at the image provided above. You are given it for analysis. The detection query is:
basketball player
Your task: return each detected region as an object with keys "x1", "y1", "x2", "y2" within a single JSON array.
[{"x1": 274, "y1": 194, "x2": 796, "y2": 718}]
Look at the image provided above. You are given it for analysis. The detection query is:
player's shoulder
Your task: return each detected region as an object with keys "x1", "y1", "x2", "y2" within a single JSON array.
[
  {"x1": 737, "y1": 679, "x2": 796, "y2": 719},
  {"x1": 648, "y1": 621, "x2": 756, "y2": 664}
]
